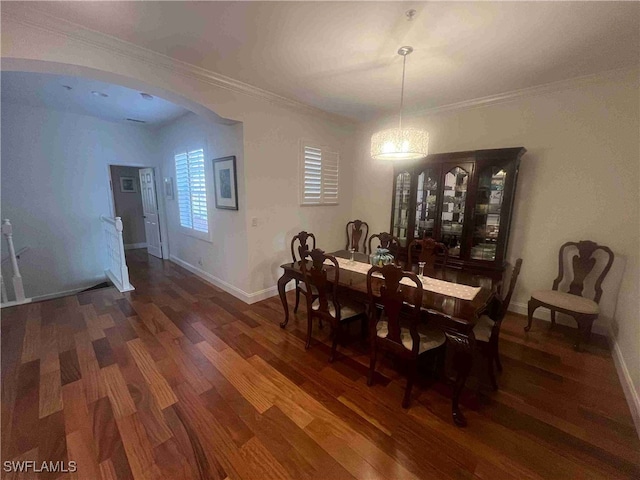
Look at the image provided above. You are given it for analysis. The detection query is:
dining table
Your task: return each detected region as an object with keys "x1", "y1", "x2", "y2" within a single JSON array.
[{"x1": 277, "y1": 249, "x2": 500, "y2": 427}]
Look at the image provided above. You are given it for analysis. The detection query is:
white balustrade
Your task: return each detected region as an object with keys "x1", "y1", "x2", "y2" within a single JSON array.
[
  {"x1": 2, "y1": 219, "x2": 26, "y2": 304},
  {"x1": 100, "y1": 215, "x2": 134, "y2": 292}
]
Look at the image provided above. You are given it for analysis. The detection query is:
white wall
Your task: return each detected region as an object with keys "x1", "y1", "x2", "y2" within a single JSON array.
[
  {"x1": 0, "y1": 13, "x2": 358, "y2": 303},
  {"x1": 1, "y1": 103, "x2": 156, "y2": 298},
  {"x1": 352, "y1": 69, "x2": 640, "y2": 419},
  {"x1": 154, "y1": 113, "x2": 250, "y2": 295}
]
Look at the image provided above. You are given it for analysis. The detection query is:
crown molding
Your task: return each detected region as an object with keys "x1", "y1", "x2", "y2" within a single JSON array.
[
  {"x1": 405, "y1": 65, "x2": 639, "y2": 119},
  {"x1": 1, "y1": 5, "x2": 356, "y2": 126}
]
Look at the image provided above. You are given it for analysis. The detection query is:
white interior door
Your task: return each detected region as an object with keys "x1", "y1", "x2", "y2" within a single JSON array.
[{"x1": 139, "y1": 168, "x2": 163, "y2": 258}]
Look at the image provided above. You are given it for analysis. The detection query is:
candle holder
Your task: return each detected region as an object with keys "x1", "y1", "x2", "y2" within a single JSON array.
[{"x1": 418, "y1": 262, "x2": 426, "y2": 277}]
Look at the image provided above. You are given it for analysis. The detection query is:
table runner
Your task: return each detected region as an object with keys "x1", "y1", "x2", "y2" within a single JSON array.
[{"x1": 323, "y1": 258, "x2": 481, "y2": 301}]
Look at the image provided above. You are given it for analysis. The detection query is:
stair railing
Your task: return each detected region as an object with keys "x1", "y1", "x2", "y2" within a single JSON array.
[
  {"x1": 1, "y1": 219, "x2": 26, "y2": 304},
  {"x1": 100, "y1": 215, "x2": 134, "y2": 292}
]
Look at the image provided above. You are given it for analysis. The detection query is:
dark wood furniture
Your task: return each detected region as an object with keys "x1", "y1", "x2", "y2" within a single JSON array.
[
  {"x1": 390, "y1": 147, "x2": 525, "y2": 273},
  {"x1": 526, "y1": 241, "x2": 614, "y2": 350},
  {"x1": 366, "y1": 264, "x2": 445, "y2": 408},
  {"x1": 368, "y1": 232, "x2": 402, "y2": 264},
  {"x1": 474, "y1": 258, "x2": 523, "y2": 390},
  {"x1": 300, "y1": 248, "x2": 367, "y2": 362},
  {"x1": 291, "y1": 231, "x2": 318, "y2": 314},
  {"x1": 277, "y1": 250, "x2": 498, "y2": 426},
  {"x1": 408, "y1": 237, "x2": 448, "y2": 270},
  {"x1": 346, "y1": 219, "x2": 369, "y2": 253}
]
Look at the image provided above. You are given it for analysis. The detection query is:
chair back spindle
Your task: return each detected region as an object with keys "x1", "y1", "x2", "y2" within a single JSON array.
[
  {"x1": 368, "y1": 232, "x2": 402, "y2": 264},
  {"x1": 291, "y1": 231, "x2": 316, "y2": 263},
  {"x1": 300, "y1": 248, "x2": 341, "y2": 322},
  {"x1": 346, "y1": 220, "x2": 369, "y2": 254},
  {"x1": 408, "y1": 237, "x2": 448, "y2": 270},
  {"x1": 367, "y1": 264, "x2": 423, "y2": 356},
  {"x1": 552, "y1": 241, "x2": 613, "y2": 304}
]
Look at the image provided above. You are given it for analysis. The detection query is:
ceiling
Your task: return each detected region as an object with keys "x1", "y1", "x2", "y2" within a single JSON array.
[
  {"x1": 8, "y1": 1, "x2": 640, "y2": 121},
  {"x1": 1, "y1": 72, "x2": 190, "y2": 126}
]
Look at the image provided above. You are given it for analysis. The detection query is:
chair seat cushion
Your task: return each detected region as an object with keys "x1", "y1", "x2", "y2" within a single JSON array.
[
  {"x1": 312, "y1": 299, "x2": 365, "y2": 321},
  {"x1": 473, "y1": 315, "x2": 495, "y2": 343},
  {"x1": 376, "y1": 321, "x2": 445, "y2": 354},
  {"x1": 531, "y1": 290, "x2": 599, "y2": 314}
]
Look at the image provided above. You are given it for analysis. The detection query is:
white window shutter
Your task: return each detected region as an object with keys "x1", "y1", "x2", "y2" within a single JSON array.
[
  {"x1": 175, "y1": 148, "x2": 208, "y2": 233},
  {"x1": 322, "y1": 151, "x2": 339, "y2": 204},
  {"x1": 303, "y1": 146, "x2": 322, "y2": 205},
  {"x1": 301, "y1": 144, "x2": 339, "y2": 206}
]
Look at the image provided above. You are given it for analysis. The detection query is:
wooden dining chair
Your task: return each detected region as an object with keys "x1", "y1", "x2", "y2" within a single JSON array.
[
  {"x1": 345, "y1": 219, "x2": 369, "y2": 254},
  {"x1": 368, "y1": 232, "x2": 402, "y2": 264},
  {"x1": 290, "y1": 231, "x2": 318, "y2": 314},
  {"x1": 408, "y1": 237, "x2": 448, "y2": 270},
  {"x1": 473, "y1": 258, "x2": 523, "y2": 390},
  {"x1": 366, "y1": 264, "x2": 446, "y2": 408},
  {"x1": 300, "y1": 248, "x2": 367, "y2": 362},
  {"x1": 526, "y1": 241, "x2": 614, "y2": 350}
]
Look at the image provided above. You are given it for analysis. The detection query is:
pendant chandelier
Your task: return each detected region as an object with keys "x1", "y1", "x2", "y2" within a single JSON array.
[{"x1": 371, "y1": 46, "x2": 429, "y2": 161}]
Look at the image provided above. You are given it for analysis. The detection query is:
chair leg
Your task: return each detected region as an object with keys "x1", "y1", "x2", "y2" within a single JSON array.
[
  {"x1": 491, "y1": 337, "x2": 502, "y2": 373},
  {"x1": 367, "y1": 345, "x2": 377, "y2": 386},
  {"x1": 574, "y1": 315, "x2": 595, "y2": 352},
  {"x1": 402, "y1": 361, "x2": 418, "y2": 409},
  {"x1": 525, "y1": 299, "x2": 540, "y2": 332},
  {"x1": 305, "y1": 314, "x2": 313, "y2": 350},
  {"x1": 329, "y1": 324, "x2": 340, "y2": 362},
  {"x1": 488, "y1": 352, "x2": 498, "y2": 391},
  {"x1": 293, "y1": 282, "x2": 300, "y2": 313},
  {"x1": 550, "y1": 310, "x2": 556, "y2": 329}
]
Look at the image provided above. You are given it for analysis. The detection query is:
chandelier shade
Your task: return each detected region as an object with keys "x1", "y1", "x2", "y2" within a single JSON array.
[{"x1": 371, "y1": 127, "x2": 429, "y2": 161}]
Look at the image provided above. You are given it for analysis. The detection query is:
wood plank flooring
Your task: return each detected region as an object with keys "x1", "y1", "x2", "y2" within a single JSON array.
[{"x1": 2, "y1": 249, "x2": 638, "y2": 479}]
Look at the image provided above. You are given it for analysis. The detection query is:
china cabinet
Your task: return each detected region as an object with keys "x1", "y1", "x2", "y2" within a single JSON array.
[{"x1": 390, "y1": 147, "x2": 525, "y2": 272}]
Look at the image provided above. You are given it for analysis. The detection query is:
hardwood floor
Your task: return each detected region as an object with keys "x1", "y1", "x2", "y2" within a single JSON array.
[{"x1": 2, "y1": 249, "x2": 639, "y2": 479}]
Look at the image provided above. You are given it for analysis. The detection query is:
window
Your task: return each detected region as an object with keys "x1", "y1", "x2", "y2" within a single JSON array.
[
  {"x1": 301, "y1": 144, "x2": 339, "y2": 205},
  {"x1": 175, "y1": 148, "x2": 208, "y2": 234}
]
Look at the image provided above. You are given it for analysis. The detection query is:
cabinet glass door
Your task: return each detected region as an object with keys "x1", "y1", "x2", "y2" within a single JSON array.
[
  {"x1": 440, "y1": 166, "x2": 469, "y2": 258},
  {"x1": 392, "y1": 172, "x2": 411, "y2": 246},
  {"x1": 471, "y1": 166, "x2": 507, "y2": 261},
  {"x1": 414, "y1": 168, "x2": 439, "y2": 239}
]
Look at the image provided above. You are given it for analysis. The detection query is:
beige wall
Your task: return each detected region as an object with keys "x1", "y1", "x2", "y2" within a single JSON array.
[
  {"x1": 352, "y1": 69, "x2": 640, "y2": 415},
  {"x1": 110, "y1": 165, "x2": 146, "y2": 246}
]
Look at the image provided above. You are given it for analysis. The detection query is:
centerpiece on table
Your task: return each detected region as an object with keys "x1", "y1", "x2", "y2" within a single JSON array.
[{"x1": 370, "y1": 248, "x2": 394, "y2": 267}]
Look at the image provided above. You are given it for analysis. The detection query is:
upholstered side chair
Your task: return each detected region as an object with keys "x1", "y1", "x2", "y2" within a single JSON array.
[{"x1": 525, "y1": 241, "x2": 614, "y2": 350}]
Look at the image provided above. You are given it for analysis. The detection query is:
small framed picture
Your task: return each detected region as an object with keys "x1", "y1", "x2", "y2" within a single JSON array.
[
  {"x1": 213, "y1": 155, "x2": 238, "y2": 210},
  {"x1": 120, "y1": 176, "x2": 137, "y2": 193},
  {"x1": 164, "y1": 177, "x2": 174, "y2": 200}
]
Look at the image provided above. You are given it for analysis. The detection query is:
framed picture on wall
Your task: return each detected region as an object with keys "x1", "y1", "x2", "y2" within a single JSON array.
[
  {"x1": 164, "y1": 177, "x2": 174, "y2": 200},
  {"x1": 120, "y1": 176, "x2": 137, "y2": 193},
  {"x1": 213, "y1": 155, "x2": 238, "y2": 210}
]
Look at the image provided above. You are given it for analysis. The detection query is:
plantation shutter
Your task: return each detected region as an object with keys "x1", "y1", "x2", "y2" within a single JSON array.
[
  {"x1": 301, "y1": 145, "x2": 339, "y2": 206},
  {"x1": 175, "y1": 148, "x2": 208, "y2": 233}
]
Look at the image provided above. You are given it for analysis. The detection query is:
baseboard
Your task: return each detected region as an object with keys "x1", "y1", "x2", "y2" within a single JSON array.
[
  {"x1": 608, "y1": 332, "x2": 640, "y2": 439},
  {"x1": 125, "y1": 243, "x2": 147, "y2": 250},
  {"x1": 1, "y1": 298, "x2": 33, "y2": 308},
  {"x1": 169, "y1": 255, "x2": 294, "y2": 305},
  {"x1": 24, "y1": 276, "x2": 109, "y2": 304},
  {"x1": 509, "y1": 301, "x2": 609, "y2": 336}
]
